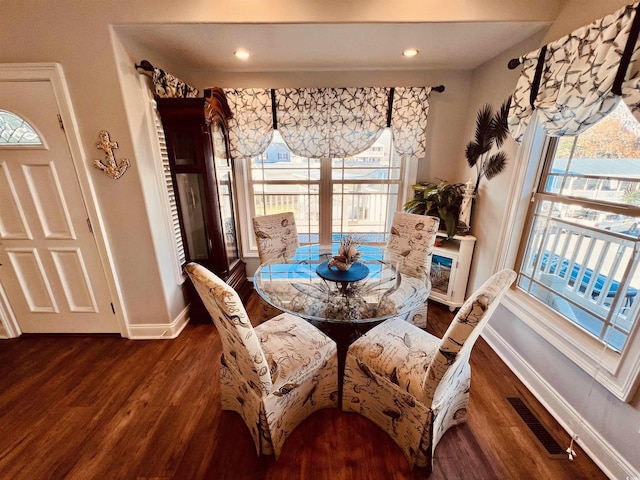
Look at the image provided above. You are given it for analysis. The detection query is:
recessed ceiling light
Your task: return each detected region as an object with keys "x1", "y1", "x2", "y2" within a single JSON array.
[
  {"x1": 403, "y1": 48, "x2": 419, "y2": 58},
  {"x1": 234, "y1": 49, "x2": 250, "y2": 60}
]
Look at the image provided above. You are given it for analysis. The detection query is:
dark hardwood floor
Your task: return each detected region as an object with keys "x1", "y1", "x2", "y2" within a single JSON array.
[{"x1": 0, "y1": 293, "x2": 607, "y2": 479}]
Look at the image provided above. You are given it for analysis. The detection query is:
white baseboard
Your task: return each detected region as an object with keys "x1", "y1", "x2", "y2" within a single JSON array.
[
  {"x1": 126, "y1": 305, "x2": 190, "y2": 339},
  {"x1": 0, "y1": 301, "x2": 191, "y2": 340},
  {"x1": 482, "y1": 324, "x2": 639, "y2": 480}
]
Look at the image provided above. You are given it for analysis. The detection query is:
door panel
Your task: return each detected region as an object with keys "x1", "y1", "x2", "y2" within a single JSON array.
[
  {"x1": 0, "y1": 162, "x2": 31, "y2": 239},
  {"x1": 50, "y1": 247, "x2": 99, "y2": 313},
  {"x1": 22, "y1": 162, "x2": 75, "y2": 238},
  {"x1": 6, "y1": 248, "x2": 58, "y2": 313},
  {"x1": 0, "y1": 80, "x2": 118, "y2": 333}
]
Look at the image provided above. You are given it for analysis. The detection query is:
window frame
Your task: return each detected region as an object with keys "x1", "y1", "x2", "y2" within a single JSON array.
[
  {"x1": 235, "y1": 129, "x2": 418, "y2": 258},
  {"x1": 497, "y1": 117, "x2": 640, "y2": 402}
]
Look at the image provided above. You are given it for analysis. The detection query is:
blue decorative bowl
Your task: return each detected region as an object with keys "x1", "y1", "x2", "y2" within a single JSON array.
[{"x1": 316, "y1": 261, "x2": 369, "y2": 283}]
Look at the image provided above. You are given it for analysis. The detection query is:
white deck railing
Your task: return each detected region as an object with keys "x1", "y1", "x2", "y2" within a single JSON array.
[
  {"x1": 521, "y1": 216, "x2": 640, "y2": 352},
  {"x1": 255, "y1": 192, "x2": 396, "y2": 238}
]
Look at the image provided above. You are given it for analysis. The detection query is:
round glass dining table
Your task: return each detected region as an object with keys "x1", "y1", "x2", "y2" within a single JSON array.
[
  {"x1": 254, "y1": 243, "x2": 431, "y2": 397},
  {"x1": 253, "y1": 243, "x2": 431, "y2": 324}
]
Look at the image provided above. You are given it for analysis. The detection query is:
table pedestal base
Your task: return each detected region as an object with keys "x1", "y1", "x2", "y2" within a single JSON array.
[{"x1": 310, "y1": 320, "x2": 383, "y2": 406}]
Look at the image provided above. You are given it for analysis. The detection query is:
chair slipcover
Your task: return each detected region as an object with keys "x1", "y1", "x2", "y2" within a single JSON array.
[
  {"x1": 252, "y1": 212, "x2": 299, "y2": 263},
  {"x1": 185, "y1": 263, "x2": 338, "y2": 459},
  {"x1": 385, "y1": 212, "x2": 440, "y2": 328},
  {"x1": 341, "y1": 269, "x2": 516, "y2": 469}
]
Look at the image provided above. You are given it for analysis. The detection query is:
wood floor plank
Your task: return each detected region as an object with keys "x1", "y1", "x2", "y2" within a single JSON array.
[
  {"x1": 9, "y1": 406, "x2": 96, "y2": 480},
  {"x1": 431, "y1": 426, "x2": 501, "y2": 479},
  {"x1": 0, "y1": 294, "x2": 607, "y2": 479}
]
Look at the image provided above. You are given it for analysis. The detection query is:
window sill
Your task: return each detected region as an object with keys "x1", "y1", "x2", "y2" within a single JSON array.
[{"x1": 502, "y1": 287, "x2": 640, "y2": 402}]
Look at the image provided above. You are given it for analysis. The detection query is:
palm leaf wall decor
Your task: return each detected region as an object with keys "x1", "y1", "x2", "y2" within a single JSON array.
[{"x1": 465, "y1": 97, "x2": 512, "y2": 193}]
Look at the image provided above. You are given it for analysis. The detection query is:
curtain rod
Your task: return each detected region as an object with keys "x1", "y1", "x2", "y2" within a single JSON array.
[{"x1": 138, "y1": 61, "x2": 446, "y2": 93}]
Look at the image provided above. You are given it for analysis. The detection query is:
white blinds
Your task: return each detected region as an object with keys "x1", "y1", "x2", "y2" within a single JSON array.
[{"x1": 153, "y1": 102, "x2": 186, "y2": 268}]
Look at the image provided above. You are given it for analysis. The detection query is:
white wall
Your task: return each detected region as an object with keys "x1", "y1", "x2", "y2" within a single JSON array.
[
  {"x1": 462, "y1": 31, "x2": 547, "y2": 293},
  {"x1": 462, "y1": 0, "x2": 635, "y2": 294},
  {"x1": 464, "y1": 1, "x2": 640, "y2": 477},
  {"x1": 3, "y1": 0, "x2": 517, "y2": 334},
  {"x1": 1, "y1": 0, "x2": 638, "y2": 474}
]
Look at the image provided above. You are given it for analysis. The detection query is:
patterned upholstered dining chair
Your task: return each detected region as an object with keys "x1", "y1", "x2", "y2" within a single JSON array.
[
  {"x1": 185, "y1": 262, "x2": 338, "y2": 459},
  {"x1": 252, "y1": 212, "x2": 299, "y2": 263},
  {"x1": 341, "y1": 269, "x2": 516, "y2": 470},
  {"x1": 384, "y1": 212, "x2": 441, "y2": 328}
]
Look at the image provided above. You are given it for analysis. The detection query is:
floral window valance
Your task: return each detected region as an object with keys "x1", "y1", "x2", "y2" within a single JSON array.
[
  {"x1": 508, "y1": 1, "x2": 640, "y2": 143},
  {"x1": 136, "y1": 60, "x2": 200, "y2": 99},
  {"x1": 221, "y1": 86, "x2": 436, "y2": 160},
  {"x1": 152, "y1": 67, "x2": 200, "y2": 99}
]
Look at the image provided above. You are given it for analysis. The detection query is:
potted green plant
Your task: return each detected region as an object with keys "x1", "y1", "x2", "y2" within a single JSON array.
[
  {"x1": 465, "y1": 98, "x2": 511, "y2": 194},
  {"x1": 403, "y1": 180, "x2": 465, "y2": 238}
]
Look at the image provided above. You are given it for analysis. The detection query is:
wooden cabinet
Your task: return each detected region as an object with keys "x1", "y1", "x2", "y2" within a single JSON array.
[
  {"x1": 157, "y1": 91, "x2": 251, "y2": 322},
  {"x1": 429, "y1": 233, "x2": 476, "y2": 311}
]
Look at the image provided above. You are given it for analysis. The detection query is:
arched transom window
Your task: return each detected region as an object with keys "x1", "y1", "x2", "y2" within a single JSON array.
[{"x1": 0, "y1": 109, "x2": 42, "y2": 145}]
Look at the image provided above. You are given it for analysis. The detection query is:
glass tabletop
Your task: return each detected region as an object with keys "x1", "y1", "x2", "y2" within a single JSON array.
[{"x1": 253, "y1": 244, "x2": 431, "y2": 324}]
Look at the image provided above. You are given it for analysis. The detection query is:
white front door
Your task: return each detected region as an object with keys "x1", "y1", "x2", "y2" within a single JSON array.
[{"x1": 0, "y1": 79, "x2": 119, "y2": 333}]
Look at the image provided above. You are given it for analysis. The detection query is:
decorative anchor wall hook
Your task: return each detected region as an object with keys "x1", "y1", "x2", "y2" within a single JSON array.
[{"x1": 93, "y1": 130, "x2": 131, "y2": 180}]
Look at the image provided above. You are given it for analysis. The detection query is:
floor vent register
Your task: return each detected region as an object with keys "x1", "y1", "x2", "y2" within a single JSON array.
[{"x1": 507, "y1": 397, "x2": 566, "y2": 457}]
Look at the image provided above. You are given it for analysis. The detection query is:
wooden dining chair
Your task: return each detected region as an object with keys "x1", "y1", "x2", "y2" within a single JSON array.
[
  {"x1": 385, "y1": 212, "x2": 440, "y2": 328},
  {"x1": 252, "y1": 212, "x2": 299, "y2": 263},
  {"x1": 185, "y1": 262, "x2": 338, "y2": 459},
  {"x1": 341, "y1": 269, "x2": 516, "y2": 471}
]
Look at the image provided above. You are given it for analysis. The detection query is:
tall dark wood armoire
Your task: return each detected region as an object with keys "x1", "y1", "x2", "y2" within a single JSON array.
[{"x1": 157, "y1": 88, "x2": 251, "y2": 322}]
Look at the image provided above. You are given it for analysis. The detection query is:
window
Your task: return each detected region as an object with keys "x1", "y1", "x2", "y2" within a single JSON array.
[
  {"x1": 509, "y1": 102, "x2": 640, "y2": 400},
  {"x1": 248, "y1": 128, "x2": 404, "y2": 246},
  {"x1": 0, "y1": 110, "x2": 42, "y2": 145}
]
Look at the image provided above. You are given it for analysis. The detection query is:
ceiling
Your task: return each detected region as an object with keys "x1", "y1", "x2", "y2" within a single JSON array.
[{"x1": 117, "y1": 22, "x2": 549, "y2": 73}]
